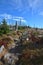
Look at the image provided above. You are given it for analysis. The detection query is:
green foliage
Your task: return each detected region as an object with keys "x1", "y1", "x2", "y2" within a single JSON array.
[
  {"x1": 18, "y1": 26, "x2": 25, "y2": 30},
  {"x1": 33, "y1": 31, "x2": 39, "y2": 36},
  {"x1": 0, "y1": 19, "x2": 10, "y2": 35}
]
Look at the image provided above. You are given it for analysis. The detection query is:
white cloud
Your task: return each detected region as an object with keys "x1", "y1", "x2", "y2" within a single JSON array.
[
  {"x1": 0, "y1": 13, "x2": 26, "y2": 23},
  {"x1": 29, "y1": 0, "x2": 39, "y2": 8},
  {"x1": 13, "y1": 16, "x2": 24, "y2": 20},
  {"x1": 21, "y1": 19, "x2": 26, "y2": 22},
  {"x1": 39, "y1": 12, "x2": 43, "y2": 16},
  {"x1": 0, "y1": 0, "x2": 43, "y2": 15},
  {"x1": 0, "y1": 13, "x2": 12, "y2": 19},
  {"x1": 9, "y1": 0, "x2": 23, "y2": 10},
  {"x1": 0, "y1": 13, "x2": 23, "y2": 20},
  {"x1": 13, "y1": 19, "x2": 26, "y2": 22},
  {"x1": 13, "y1": 19, "x2": 19, "y2": 21},
  {"x1": 28, "y1": 0, "x2": 43, "y2": 14},
  {"x1": 13, "y1": 17, "x2": 26, "y2": 23},
  {"x1": 9, "y1": 0, "x2": 43, "y2": 14}
]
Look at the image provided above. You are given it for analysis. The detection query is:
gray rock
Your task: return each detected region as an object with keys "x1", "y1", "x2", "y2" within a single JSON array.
[{"x1": 4, "y1": 53, "x2": 18, "y2": 65}]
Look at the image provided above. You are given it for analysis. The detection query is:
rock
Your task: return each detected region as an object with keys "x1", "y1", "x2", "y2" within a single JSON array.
[
  {"x1": 4, "y1": 53, "x2": 18, "y2": 65},
  {"x1": 0, "y1": 45, "x2": 8, "y2": 59},
  {"x1": 0, "y1": 45, "x2": 4, "y2": 53}
]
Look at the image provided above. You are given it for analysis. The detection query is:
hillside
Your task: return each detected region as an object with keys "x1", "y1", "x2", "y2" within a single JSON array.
[{"x1": 0, "y1": 26, "x2": 43, "y2": 65}]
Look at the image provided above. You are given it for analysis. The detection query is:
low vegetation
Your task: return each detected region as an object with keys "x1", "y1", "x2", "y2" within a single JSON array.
[{"x1": 0, "y1": 19, "x2": 43, "y2": 65}]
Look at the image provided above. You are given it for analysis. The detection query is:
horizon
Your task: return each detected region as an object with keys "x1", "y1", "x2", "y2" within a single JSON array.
[{"x1": 0, "y1": 0, "x2": 43, "y2": 28}]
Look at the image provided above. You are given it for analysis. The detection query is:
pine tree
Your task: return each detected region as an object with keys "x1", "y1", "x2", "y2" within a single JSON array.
[{"x1": 0, "y1": 19, "x2": 10, "y2": 34}]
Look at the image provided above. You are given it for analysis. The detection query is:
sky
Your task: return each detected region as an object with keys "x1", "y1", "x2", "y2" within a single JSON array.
[{"x1": 0, "y1": 0, "x2": 43, "y2": 28}]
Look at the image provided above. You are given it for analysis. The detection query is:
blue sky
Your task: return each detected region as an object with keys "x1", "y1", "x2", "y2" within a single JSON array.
[{"x1": 0, "y1": 0, "x2": 43, "y2": 28}]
